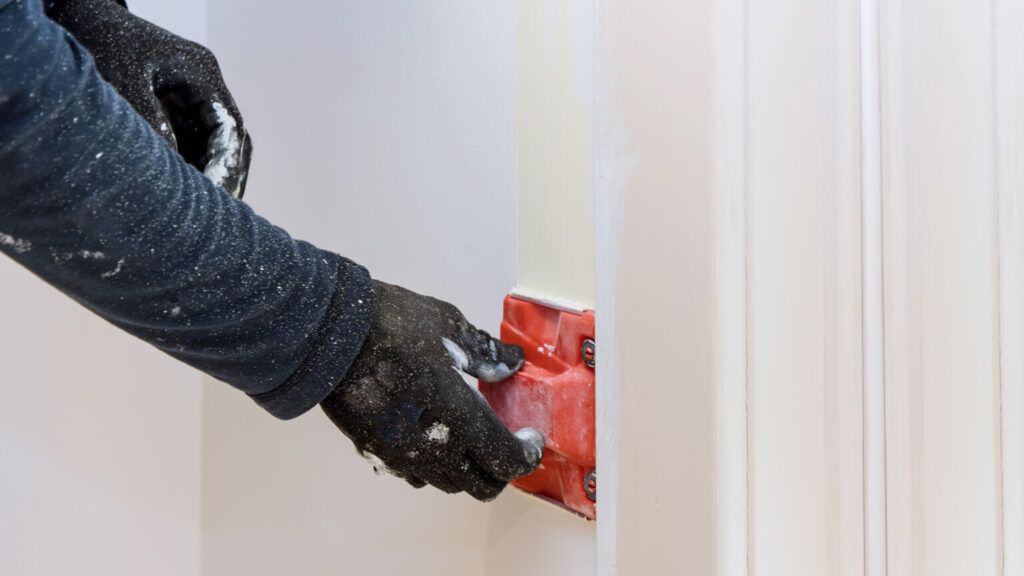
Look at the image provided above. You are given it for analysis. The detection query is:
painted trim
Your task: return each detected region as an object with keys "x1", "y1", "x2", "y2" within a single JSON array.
[
  {"x1": 514, "y1": 0, "x2": 596, "y2": 310},
  {"x1": 878, "y1": 1, "x2": 914, "y2": 573},
  {"x1": 881, "y1": 1, "x2": 1005, "y2": 571},
  {"x1": 594, "y1": 0, "x2": 625, "y2": 572},
  {"x1": 994, "y1": 0, "x2": 1024, "y2": 571},
  {"x1": 713, "y1": 0, "x2": 748, "y2": 574},
  {"x1": 860, "y1": 0, "x2": 888, "y2": 573}
]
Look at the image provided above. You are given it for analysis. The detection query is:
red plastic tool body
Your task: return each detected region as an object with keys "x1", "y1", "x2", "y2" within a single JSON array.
[{"x1": 479, "y1": 295, "x2": 596, "y2": 520}]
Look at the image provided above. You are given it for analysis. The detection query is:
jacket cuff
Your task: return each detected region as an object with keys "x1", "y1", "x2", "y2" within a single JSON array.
[{"x1": 249, "y1": 255, "x2": 375, "y2": 419}]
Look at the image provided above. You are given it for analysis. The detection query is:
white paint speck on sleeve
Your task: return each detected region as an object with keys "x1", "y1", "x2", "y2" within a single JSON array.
[
  {"x1": 0, "y1": 232, "x2": 32, "y2": 254},
  {"x1": 100, "y1": 257, "x2": 126, "y2": 278}
]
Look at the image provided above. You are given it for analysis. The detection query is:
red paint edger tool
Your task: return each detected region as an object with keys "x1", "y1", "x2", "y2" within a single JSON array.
[{"x1": 479, "y1": 295, "x2": 596, "y2": 520}]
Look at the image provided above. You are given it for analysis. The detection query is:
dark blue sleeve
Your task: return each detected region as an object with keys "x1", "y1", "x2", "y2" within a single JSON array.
[{"x1": 0, "y1": 0, "x2": 375, "y2": 419}]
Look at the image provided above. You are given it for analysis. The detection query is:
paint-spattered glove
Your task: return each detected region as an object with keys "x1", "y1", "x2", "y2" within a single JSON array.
[
  {"x1": 45, "y1": 0, "x2": 253, "y2": 197},
  {"x1": 321, "y1": 281, "x2": 545, "y2": 502}
]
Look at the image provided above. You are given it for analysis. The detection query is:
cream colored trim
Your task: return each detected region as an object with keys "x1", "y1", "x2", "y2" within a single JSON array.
[
  {"x1": 514, "y1": 0, "x2": 596, "y2": 310},
  {"x1": 860, "y1": 0, "x2": 888, "y2": 573},
  {"x1": 744, "y1": 2, "x2": 864, "y2": 572},
  {"x1": 594, "y1": 0, "x2": 624, "y2": 571},
  {"x1": 994, "y1": 0, "x2": 1024, "y2": 572},
  {"x1": 881, "y1": 1, "x2": 1004, "y2": 572},
  {"x1": 713, "y1": 0, "x2": 749, "y2": 574}
]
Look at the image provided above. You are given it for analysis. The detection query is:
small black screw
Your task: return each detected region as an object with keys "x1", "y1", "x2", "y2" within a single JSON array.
[
  {"x1": 581, "y1": 338, "x2": 596, "y2": 368},
  {"x1": 584, "y1": 471, "x2": 597, "y2": 501}
]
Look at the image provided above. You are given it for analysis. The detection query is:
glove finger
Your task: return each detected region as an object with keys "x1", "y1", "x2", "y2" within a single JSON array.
[
  {"x1": 404, "y1": 475, "x2": 427, "y2": 489},
  {"x1": 150, "y1": 42, "x2": 252, "y2": 198},
  {"x1": 444, "y1": 322, "x2": 525, "y2": 383},
  {"x1": 464, "y1": 402, "x2": 544, "y2": 482},
  {"x1": 452, "y1": 456, "x2": 507, "y2": 502},
  {"x1": 417, "y1": 467, "x2": 463, "y2": 495},
  {"x1": 189, "y1": 50, "x2": 253, "y2": 199}
]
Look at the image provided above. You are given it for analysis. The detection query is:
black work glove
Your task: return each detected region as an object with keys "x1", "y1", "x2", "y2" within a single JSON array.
[
  {"x1": 321, "y1": 281, "x2": 545, "y2": 502},
  {"x1": 46, "y1": 0, "x2": 253, "y2": 198}
]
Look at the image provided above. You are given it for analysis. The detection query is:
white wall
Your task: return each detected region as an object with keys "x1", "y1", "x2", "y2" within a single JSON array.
[
  {"x1": 202, "y1": 2, "x2": 594, "y2": 574},
  {"x1": 0, "y1": 3, "x2": 206, "y2": 575}
]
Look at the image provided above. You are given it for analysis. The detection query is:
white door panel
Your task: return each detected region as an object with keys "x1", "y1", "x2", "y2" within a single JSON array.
[{"x1": 598, "y1": 0, "x2": 1021, "y2": 573}]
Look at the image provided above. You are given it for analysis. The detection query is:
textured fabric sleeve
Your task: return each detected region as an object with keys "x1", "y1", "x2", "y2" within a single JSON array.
[{"x1": 0, "y1": 0, "x2": 375, "y2": 419}]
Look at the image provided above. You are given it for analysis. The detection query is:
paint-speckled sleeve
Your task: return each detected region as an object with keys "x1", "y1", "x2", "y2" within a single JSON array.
[{"x1": 0, "y1": 0, "x2": 375, "y2": 419}]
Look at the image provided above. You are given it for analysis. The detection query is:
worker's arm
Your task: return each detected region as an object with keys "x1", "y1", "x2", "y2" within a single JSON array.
[{"x1": 0, "y1": 0, "x2": 541, "y2": 500}]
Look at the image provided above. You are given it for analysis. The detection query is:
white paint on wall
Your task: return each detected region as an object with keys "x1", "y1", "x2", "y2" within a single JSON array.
[{"x1": 0, "y1": 3, "x2": 206, "y2": 575}]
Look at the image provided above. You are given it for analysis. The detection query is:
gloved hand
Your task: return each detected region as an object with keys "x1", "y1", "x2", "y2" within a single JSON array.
[
  {"x1": 45, "y1": 0, "x2": 253, "y2": 198},
  {"x1": 321, "y1": 281, "x2": 545, "y2": 502}
]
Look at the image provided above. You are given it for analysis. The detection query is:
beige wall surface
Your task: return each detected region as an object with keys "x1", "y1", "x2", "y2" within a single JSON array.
[
  {"x1": 202, "y1": 1, "x2": 595, "y2": 574},
  {"x1": 0, "y1": 3, "x2": 206, "y2": 575}
]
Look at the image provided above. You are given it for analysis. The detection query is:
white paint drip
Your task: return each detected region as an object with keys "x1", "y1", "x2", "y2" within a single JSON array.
[
  {"x1": 425, "y1": 422, "x2": 450, "y2": 444},
  {"x1": 170, "y1": 306, "x2": 181, "y2": 318},
  {"x1": 79, "y1": 250, "x2": 106, "y2": 260},
  {"x1": 0, "y1": 232, "x2": 31, "y2": 254},
  {"x1": 203, "y1": 101, "x2": 242, "y2": 196}
]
